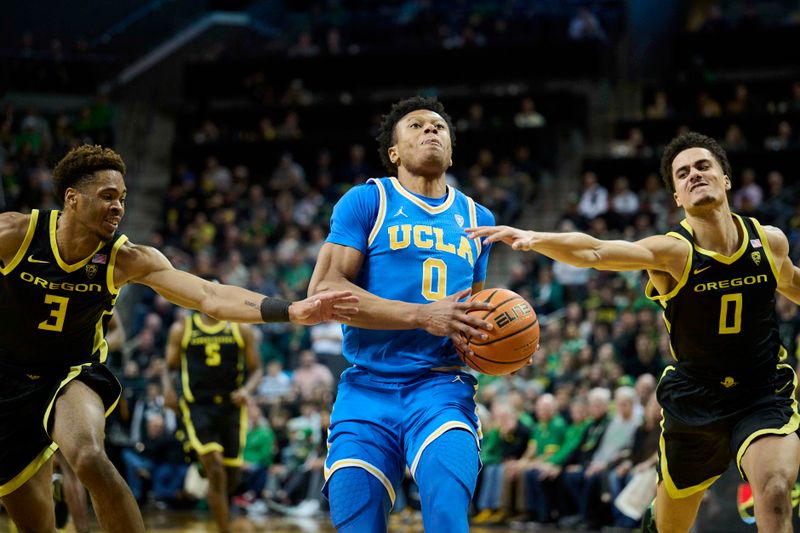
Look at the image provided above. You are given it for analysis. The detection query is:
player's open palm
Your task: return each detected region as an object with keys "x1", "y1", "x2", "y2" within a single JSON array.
[
  {"x1": 422, "y1": 288, "x2": 493, "y2": 354},
  {"x1": 290, "y1": 291, "x2": 359, "y2": 325},
  {"x1": 466, "y1": 225, "x2": 536, "y2": 251}
]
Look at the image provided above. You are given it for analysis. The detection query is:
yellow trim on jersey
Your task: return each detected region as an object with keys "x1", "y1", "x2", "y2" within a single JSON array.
[
  {"x1": 48, "y1": 211, "x2": 104, "y2": 273},
  {"x1": 367, "y1": 178, "x2": 388, "y2": 247},
  {"x1": 409, "y1": 421, "x2": 480, "y2": 479},
  {"x1": 192, "y1": 313, "x2": 229, "y2": 335},
  {"x1": 659, "y1": 412, "x2": 721, "y2": 498},
  {"x1": 0, "y1": 442, "x2": 58, "y2": 497},
  {"x1": 645, "y1": 231, "x2": 692, "y2": 306},
  {"x1": 221, "y1": 403, "x2": 248, "y2": 467},
  {"x1": 467, "y1": 197, "x2": 481, "y2": 258},
  {"x1": 657, "y1": 366, "x2": 719, "y2": 498},
  {"x1": 658, "y1": 315, "x2": 679, "y2": 361},
  {"x1": 388, "y1": 177, "x2": 455, "y2": 214},
  {"x1": 735, "y1": 364, "x2": 800, "y2": 480},
  {"x1": 43, "y1": 366, "x2": 83, "y2": 437},
  {"x1": 0, "y1": 209, "x2": 39, "y2": 275},
  {"x1": 231, "y1": 322, "x2": 244, "y2": 348},
  {"x1": 93, "y1": 310, "x2": 114, "y2": 363},
  {"x1": 40, "y1": 363, "x2": 120, "y2": 438},
  {"x1": 181, "y1": 315, "x2": 196, "y2": 402},
  {"x1": 106, "y1": 235, "x2": 128, "y2": 295},
  {"x1": 179, "y1": 398, "x2": 225, "y2": 456},
  {"x1": 679, "y1": 215, "x2": 748, "y2": 264},
  {"x1": 324, "y1": 459, "x2": 397, "y2": 507},
  {"x1": 750, "y1": 217, "x2": 781, "y2": 283}
]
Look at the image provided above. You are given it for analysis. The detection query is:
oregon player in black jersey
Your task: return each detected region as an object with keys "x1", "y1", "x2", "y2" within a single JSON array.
[
  {"x1": 0, "y1": 145, "x2": 358, "y2": 533},
  {"x1": 468, "y1": 131, "x2": 800, "y2": 533},
  {"x1": 164, "y1": 305, "x2": 262, "y2": 533}
]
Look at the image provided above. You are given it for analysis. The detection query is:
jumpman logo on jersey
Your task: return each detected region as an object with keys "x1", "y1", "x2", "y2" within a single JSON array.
[
  {"x1": 393, "y1": 206, "x2": 408, "y2": 218},
  {"x1": 452, "y1": 375, "x2": 464, "y2": 383}
]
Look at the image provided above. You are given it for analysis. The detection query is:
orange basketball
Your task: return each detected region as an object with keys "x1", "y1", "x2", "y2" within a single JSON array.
[{"x1": 458, "y1": 288, "x2": 540, "y2": 376}]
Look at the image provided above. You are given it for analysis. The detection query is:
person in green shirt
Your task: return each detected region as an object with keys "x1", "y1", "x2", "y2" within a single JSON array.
[
  {"x1": 472, "y1": 403, "x2": 531, "y2": 524},
  {"x1": 232, "y1": 403, "x2": 276, "y2": 510},
  {"x1": 492, "y1": 394, "x2": 568, "y2": 525}
]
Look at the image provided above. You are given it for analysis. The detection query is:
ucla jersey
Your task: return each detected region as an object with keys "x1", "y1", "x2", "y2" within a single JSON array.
[
  {"x1": 0, "y1": 209, "x2": 126, "y2": 373},
  {"x1": 646, "y1": 214, "x2": 784, "y2": 383},
  {"x1": 180, "y1": 313, "x2": 245, "y2": 404},
  {"x1": 327, "y1": 177, "x2": 494, "y2": 378}
]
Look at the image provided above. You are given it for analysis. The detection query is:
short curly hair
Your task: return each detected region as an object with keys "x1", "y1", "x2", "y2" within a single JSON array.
[
  {"x1": 375, "y1": 96, "x2": 456, "y2": 175},
  {"x1": 53, "y1": 145, "x2": 126, "y2": 203},
  {"x1": 660, "y1": 132, "x2": 731, "y2": 194}
]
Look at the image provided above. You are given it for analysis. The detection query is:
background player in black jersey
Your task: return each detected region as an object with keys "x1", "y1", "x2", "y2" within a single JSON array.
[
  {"x1": 0, "y1": 145, "x2": 358, "y2": 533},
  {"x1": 468, "y1": 131, "x2": 800, "y2": 533},
  {"x1": 163, "y1": 298, "x2": 263, "y2": 533}
]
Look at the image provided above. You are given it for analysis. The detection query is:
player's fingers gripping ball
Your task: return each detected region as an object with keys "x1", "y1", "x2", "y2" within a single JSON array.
[{"x1": 458, "y1": 288, "x2": 540, "y2": 375}]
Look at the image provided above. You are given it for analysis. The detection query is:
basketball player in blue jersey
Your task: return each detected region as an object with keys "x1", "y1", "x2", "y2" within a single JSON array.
[
  {"x1": 0, "y1": 145, "x2": 358, "y2": 533},
  {"x1": 308, "y1": 96, "x2": 497, "y2": 532},
  {"x1": 469, "y1": 132, "x2": 800, "y2": 533}
]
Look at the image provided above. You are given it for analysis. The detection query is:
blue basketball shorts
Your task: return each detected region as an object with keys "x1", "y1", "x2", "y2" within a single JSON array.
[{"x1": 323, "y1": 366, "x2": 482, "y2": 508}]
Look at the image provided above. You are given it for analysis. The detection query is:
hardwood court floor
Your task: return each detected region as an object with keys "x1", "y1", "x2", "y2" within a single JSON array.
[{"x1": 0, "y1": 510, "x2": 584, "y2": 532}]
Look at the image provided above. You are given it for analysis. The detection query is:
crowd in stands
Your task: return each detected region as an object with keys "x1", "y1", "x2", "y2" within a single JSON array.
[
  {"x1": 3, "y1": 1, "x2": 800, "y2": 529},
  {"x1": 0, "y1": 96, "x2": 113, "y2": 211}
]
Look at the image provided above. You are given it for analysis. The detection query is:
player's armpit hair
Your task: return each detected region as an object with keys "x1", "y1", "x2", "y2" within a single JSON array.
[{"x1": 260, "y1": 297, "x2": 290, "y2": 322}]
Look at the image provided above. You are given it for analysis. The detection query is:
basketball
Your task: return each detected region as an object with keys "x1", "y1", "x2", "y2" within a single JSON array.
[{"x1": 458, "y1": 288, "x2": 540, "y2": 376}]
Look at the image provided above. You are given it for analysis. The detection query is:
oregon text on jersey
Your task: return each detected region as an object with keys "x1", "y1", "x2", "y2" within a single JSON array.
[
  {"x1": 693, "y1": 274, "x2": 769, "y2": 292},
  {"x1": 18, "y1": 271, "x2": 103, "y2": 293}
]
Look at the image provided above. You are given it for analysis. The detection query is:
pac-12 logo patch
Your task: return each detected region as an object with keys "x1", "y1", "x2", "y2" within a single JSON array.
[{"x1": 85, "y1": 264, "x2": 98, "y2": 279}]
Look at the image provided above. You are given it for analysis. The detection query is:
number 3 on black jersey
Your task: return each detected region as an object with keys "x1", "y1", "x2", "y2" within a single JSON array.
[{"x1": 38, "y1": 293, "x2": 69, "y2": 332}]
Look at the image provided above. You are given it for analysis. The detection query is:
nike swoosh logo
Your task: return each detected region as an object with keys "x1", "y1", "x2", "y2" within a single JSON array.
[
  {"x1": 775, "y1": 381, "x2": 792, "y2": 395},
  {"x1": 27, "y1": 255, "x2": 49, "y2": 264},
  {"x1": 693, "y1": 266, "x2": 711, "y2": 275}
]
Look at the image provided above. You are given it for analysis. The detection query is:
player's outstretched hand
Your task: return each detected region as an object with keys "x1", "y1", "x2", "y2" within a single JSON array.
[
  {"x1": 421, "y1": 288, "x2": 493, "y2": 356},
  {"x1": 466, "y1": 225, "x2": 536, "y2": 251},
  {"x1": 289, "y1": 291, "x2": 359, "y2": 325}
]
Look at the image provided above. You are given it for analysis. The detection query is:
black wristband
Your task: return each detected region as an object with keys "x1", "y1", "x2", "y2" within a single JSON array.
[{"x1": 260, "y1": 297, "x2": 291, "y2": 323}]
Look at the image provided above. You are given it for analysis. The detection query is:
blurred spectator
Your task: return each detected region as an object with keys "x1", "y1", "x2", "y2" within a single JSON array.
[
  {"x1": 696, "y1": 91, "x2": 722, "y2": 117},
  {"x1": 726, "y1": 84, "x2": 754, "y2": 115},
  {"x1": 576, "y1": 172, "x2": 608, "y2": 223},
  {"x1": 292, "y1": 350, "x2": 335, "y2": 401},
  {"x1": 561, "y1": 386, "x2": 637, "y2": 529},
  {"x1": 256, "y1": 359, "x2": 295, "y2": 406},
  {"x1": 456, "y1": 102, "x2": 486, "y2": 132},
  {"x1": 764, "y1": 120, "x2": 796, "y2": 151},
  {"x1": 568, "y1": 8, "x2": 608, "y2": 42},
  {"x1": 645, "y1": 90, "x2": 672, "y2": 120},
  {"x1": 277, "y1": 111, "x2": 303, "y2": 140},
  {"x1": 309, "y1": 320, "x2": 346, "y2": 379},
  {"x1": 759, "y1": 171, "x2": 795, "y2": 229},
  {"x1": 732, "y1": 167, "x2": 763, "y2": 212},
  {"x1": 514, "y1": 97, "x2": 546, "y2": 128},
  {"x1": 233, "y1": 402, "x2": 277, "y2": 509},
  {"x1": 722, "y1": 123, "x2": 748, "y2": 152},
  {"x1": 608, "y1": 392, "x2": 661, "y2": 528},
  {"x1": 608, "y1": 176, "x2": 640, "y2": 231},
  {"x1": 609, "y1": 128, "x2": 652, "y2": 158},
  {"x1": 121, "y1": 413, "x2": 187, "y2": 506}
]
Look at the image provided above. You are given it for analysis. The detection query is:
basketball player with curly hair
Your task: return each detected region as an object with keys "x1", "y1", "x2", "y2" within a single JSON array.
[
  {"x1": 0, "y1": 145, "x2": 358, "y2": 532},
  {"x1": 469, "y1": 132, "x2": 800, "y2": 533}
]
